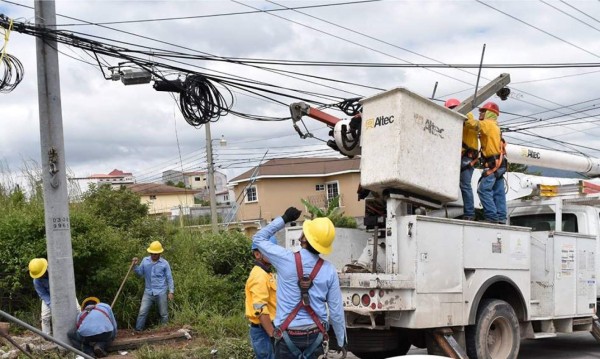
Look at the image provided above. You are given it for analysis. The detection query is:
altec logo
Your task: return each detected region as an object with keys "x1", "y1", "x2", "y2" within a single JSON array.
[
  {"x1": 520, "y1": 148, "x2": 541, "y2": 159},
  {"x1": 365, "y1": 115, "x2": 394, "y2": 129}
]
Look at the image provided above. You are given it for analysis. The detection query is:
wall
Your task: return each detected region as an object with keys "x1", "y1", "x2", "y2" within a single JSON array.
[{"x1": 140, "y1": 193, "x2": 197, "y2": 215}]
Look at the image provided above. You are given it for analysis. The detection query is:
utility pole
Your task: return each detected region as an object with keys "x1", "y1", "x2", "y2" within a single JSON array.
[
  {"x1": 205, "y1": 122, "x2": 219, "y2": 233},
  {"x1": 34, "y1": 0, "x2": 78, "y2": 342}
]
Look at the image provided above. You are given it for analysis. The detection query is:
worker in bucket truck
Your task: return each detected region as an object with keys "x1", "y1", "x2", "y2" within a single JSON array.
[
  {"x1": 465, "y1": 101, "x2": 507, "y2": 224},
  {"x1": 252, "y1": 207, "x2": 347, "y2": 359},
  {"x1": 245, "y1": 236, "x2": 278, "y2": 359},
  {"x1": 68, "y1": 297, "x2": 117, "y2": 358},
  {"x1": 445, "y1": 98, "x2": 479, "y2": 221}
]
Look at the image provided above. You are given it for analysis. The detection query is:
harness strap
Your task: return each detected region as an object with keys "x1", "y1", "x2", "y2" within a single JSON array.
[
  {"x1": 277, "y1": 252, "x2": 329, "y2": 357},
  {"x1": 76, "y1": 305, "x2": 111, "y2": 329},
  {"x1": 484, "y1": 140, "x2": 507, "y2": 177}
]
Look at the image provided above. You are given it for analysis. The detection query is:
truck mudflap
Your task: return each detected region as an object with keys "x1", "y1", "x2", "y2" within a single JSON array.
[{"x1": 339, "y1": 272, "x2": 415, "y2": 328}]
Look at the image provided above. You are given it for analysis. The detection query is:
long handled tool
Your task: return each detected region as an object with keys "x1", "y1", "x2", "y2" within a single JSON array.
[{"x1": 111, "y1": 261, "x2": 135, "y2": 308}]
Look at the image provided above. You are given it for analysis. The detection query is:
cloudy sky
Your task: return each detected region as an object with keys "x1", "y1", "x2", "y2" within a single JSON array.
[{"x1": 2, "y1": 0, "x2": 600, "y2": 189}]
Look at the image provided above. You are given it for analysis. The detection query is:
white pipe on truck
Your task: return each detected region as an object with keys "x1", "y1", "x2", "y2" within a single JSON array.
[{"x1": 506, "y1": 144, "x2": 600, "y2": 176}]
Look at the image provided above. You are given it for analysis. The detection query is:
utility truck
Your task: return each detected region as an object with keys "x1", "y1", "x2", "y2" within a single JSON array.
[{"x1": 287, "y1": 75, "x2": 600, "y2": 359}]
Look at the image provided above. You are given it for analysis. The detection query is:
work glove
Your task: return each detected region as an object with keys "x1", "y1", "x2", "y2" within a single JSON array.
[{"x1": 281, "y1": 207, "x2": 301, "y2": 223}]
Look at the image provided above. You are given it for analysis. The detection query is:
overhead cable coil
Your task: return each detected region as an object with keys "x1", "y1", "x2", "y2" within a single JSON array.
[
  {"x1": 0, "y1": 53, "x2": 22, "y2": 93},
  {"x1": 179, "y1": 73, "x2": 232, "y2": 126}
]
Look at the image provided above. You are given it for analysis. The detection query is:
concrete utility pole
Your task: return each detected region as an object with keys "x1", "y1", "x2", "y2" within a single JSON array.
[
  {"x1": 205, "y1": 122, "x2": 219, "y2": 233},
  {"x1": 34, "y1": 0, "x2": 78, "y2": 343}
]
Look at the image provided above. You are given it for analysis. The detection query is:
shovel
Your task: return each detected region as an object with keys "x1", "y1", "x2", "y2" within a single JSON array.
[{"x1": 111, "y1": 261, "x2": 135, "y2": 308}]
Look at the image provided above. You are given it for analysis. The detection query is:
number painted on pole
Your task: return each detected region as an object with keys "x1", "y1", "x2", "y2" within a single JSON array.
[{"x1": 52, "y1": 216, "x2": 70, "y2": 230}]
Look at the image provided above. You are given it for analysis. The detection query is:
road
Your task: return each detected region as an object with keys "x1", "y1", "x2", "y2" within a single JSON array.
[{"x1": 346, "y1": 332, "x2": 600, "y2": 358}]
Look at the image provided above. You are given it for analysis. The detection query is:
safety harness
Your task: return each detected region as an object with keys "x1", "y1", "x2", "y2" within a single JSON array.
[
  {"x1": 274, "y1": 252, "x2": 329, "y2": 358},
  {"x1": 76, "y1": 305, "x2": 111, "y2": 329},
  {"x1": 482, "y1": 139, "x2": 508, "y2": 177}
]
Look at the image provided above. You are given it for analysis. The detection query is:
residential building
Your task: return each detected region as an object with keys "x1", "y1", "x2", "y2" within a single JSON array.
[
  {"x1": 87, "y1": 169, "x2": 135, "y2": 186},
  {"x1": 161, "y1": 170, "x2": 230, "y2": 203},
  {"x1": 228, "y1": 157, "x2": 362, "y2": 222},
  {"x1": 125, "y1": 183, "x2": 199, "y2": 215}
]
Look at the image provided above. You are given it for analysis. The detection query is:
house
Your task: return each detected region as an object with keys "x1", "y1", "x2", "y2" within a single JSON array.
[
  {"x1": 228, "y1": 157, "x2": 362, "y2": 222},
  {"x1": 161, "y1": 170, "x2": 230, "y2": 203},
  {"x1": 125, "y1": 183, "x2": 199, "y2": 215},
  {"x1": 87, "y1": 169, "x2": 135, "y2": 186}
]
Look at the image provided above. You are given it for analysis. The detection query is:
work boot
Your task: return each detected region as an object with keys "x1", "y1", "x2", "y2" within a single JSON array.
[
  {"x1": 93, "y1": 344, "x2": 107, "y2": 358},
  {"x1": 462, "y1": 216, "x2": 475, "y2": 221}
]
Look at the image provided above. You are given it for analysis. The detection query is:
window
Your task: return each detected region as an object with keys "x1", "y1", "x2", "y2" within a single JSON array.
[
  {"x1": 315, "y1": 184, "x2": 324, "y2": 191},
  {"x1": 223, "y1": 194, "x2": 229, "y2": 201},
  {"x1": 510, "y1": 213, "x2": 578, "y2": 233},
  {"x1": 194, "y1": 176, "x2": 201, "y2": 181},
  {"x1": 326, "y1": 181, "x2": 340, "y2": 204},
  {"x1": 149, "y1": 195, "x2": 157, "y2": 200},
  {"x1": 246, "y1": 186, "x2": 258, "y2": 202}
]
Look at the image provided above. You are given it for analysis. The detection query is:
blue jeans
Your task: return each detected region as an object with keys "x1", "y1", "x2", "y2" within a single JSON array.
[
  {"x1": 477, "y1": 173, "x2": 506, "y2": 223},
  {"x1": 135, "y1": 292, "x2": 168, "y2": 331},
  {"x1": 460, "y1": 156, "x2": 475, "y2": 218},
  {"x1": 275, "y1": 331, "x2": 324, "y2": 359},
  {"x1": 249, "y1": 325, "x2": 275, "y2": 359}
]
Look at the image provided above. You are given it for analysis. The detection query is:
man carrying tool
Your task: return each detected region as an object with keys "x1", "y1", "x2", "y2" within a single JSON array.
[
  {"x1": 445, "y1": 98, "x2": 479, "y2": 221},
  {"x1": 68, "y1": 297, "x2": 117, "y2": 358},
  {"x1": 245, "y1": 236, "x2": 278, "y2": 359},
  {"x1": 29, "y1": 258, "x2": 52, "y2": 335},
  {"x1": 253, "y1": 207, "x2": 347, "y2": 359},
  {"x1": 132, "y1": 240, "x2": 174, "y2": 331},
  {"x1": 465, "y1": 101, "x2": 507, "y2": 224}
]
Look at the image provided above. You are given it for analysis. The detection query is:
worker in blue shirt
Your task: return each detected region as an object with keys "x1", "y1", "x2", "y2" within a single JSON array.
[
  {"x1": 29, "y1": 258, "x2": 52, "y2": 335},
  {"x1": 68, "y1": 297, "x2": 117, "y2": 358},
  {"x1": 132, "y1": 240, "x2": 174, "y2": 331},
  {"x1": 253, "y1": 207, "x2": 347, "y2": 359}
]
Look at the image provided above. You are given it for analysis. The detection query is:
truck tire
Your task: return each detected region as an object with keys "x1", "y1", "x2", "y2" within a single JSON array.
[
  {"x1": 466, "y1": 299, "x2": 520, "y2": 359},
  {"x1": 348, "y1": 328, "x2": 411, "y2": 359}
]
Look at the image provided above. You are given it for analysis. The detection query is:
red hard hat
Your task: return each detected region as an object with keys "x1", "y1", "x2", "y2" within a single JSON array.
[
  {"x1": 444, "y1": 98, "x2": 460, "y2": 109},
  {"x1": 480, "y1": 102, "x2": 500, "y2": 115}
]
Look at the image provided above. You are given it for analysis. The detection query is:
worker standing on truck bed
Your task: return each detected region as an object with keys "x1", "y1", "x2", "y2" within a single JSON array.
[
  {"x1": 466, "y1": 102, "x2": 507, "y2": 223},
  {"x1": 245, "y1": 236, "x2": 278, "y2": 359},
  {"x1": 445, "y1": 98, "x2": 479, "y2": 221},
  {"x1": 253, "y1": 207, "x2": 347, "y2": 359}
]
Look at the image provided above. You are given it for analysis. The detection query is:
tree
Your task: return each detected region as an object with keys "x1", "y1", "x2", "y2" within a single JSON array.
[
  {"x1": 301, "y1": 195, "x2": 357, "y2": 228},
  {"x1": 80, "y1": 184, "x2": 148, "y2": 229}
]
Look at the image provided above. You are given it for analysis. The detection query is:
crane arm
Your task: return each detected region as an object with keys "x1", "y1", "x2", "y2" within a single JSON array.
[{"x1": 506, "y1": 144, "x2": 600, "y2": 176}]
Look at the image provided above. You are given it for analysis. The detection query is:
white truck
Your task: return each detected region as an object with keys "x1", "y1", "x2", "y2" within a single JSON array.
[{"x1": 288, "y1": 79, "x2": 600, "y2": 359}]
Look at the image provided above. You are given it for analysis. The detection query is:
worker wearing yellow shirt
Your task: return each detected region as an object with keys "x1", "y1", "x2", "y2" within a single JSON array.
[
  {"x1": 465, "y1": 102, "x2": 507, "y2": 223},
  {"x1": 245, "y1": 236, "x2": 278, "y2": 359}
]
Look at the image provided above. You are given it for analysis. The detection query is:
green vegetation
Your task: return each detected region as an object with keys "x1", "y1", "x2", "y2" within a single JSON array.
[
  {"x1": 0, "y1": 172, "x2": 255, "y2": 356},
  {"x1": 301, "y1": 195, "x2": 357, "y2": 228}
]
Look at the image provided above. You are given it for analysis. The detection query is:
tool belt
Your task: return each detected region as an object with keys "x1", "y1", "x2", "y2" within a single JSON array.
[
  {"x1": 481, "y1": 154, "x2": 507, "y2": 178},
  {"x1": 462, "y1": 144, "x2": 479, "y2": 160},
  {"x1": 287, "y1": 326, "x2": 322, "y2": 336}
]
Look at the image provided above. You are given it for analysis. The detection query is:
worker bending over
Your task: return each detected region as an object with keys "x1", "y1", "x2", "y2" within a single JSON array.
[{"x1": 68, "y1": 297, "x2": 117, "y2": 358}]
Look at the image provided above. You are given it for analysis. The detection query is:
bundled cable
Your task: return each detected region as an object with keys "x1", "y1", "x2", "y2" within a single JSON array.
[
  {"x1": 0, "y1": 53, "x2": 23, "y2": 93},
  {"x1": 335, "y1": 97, "x2": 362, "y2": 116},
  {"x1": 179, "y1": 73, "x2": 232, "y2": 126}
]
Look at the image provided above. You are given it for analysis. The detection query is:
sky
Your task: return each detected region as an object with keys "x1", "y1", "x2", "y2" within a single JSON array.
[{"x1": 2, "y1": 0, "x2": 600, "y2": 192}]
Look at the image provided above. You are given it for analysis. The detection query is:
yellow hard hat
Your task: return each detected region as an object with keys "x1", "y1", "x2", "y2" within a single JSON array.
[
  {"x1": 28, "y1": 258, "x2": 48, "y2": 279},
  {"x1": 147, "y1": 241, "x2": 164, "y2": 254},
  {"x1": 81, "y1": 296, "x2": 100, "y2": 308},
  {"x1": 302, "y1": 217, "x2": 336, "y2": 255}
]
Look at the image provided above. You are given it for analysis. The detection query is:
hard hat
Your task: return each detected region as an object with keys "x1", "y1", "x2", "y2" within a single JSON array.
[
  {"x1": 28, "y1": 258, "x2": 48, "y2": 279},
  {"x1": 444, "y1": 98, "x2": 460, "y2": 109},
  {"x1": 251, "y1": 236, "x2": 278, "y2": 251},
  {"x1": 302, "y1": 217, "x2": 336, "y2": 255},
  {"x1": 147, "y1": 241, "x2": 164, "y2": 254},
  {"x1": 480, "y1": 102, "x2": 500, "y2": 115},
  {"x1": 81, "y1": 296, "x2": 100, "y2": 308}
]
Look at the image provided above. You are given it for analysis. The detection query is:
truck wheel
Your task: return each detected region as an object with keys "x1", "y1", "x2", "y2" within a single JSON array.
[
  {"x1": 348, "y1": 328, "x2": 411, "y2": 358},
  {"x1": 466, "y1": 299, "x2": 520, "y2": 359}
]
